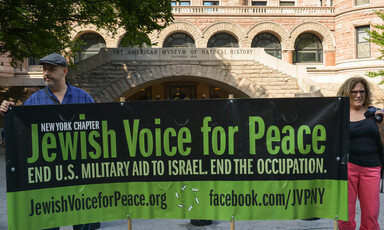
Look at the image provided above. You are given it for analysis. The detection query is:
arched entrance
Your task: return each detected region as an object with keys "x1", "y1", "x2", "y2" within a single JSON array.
[
  {"x1": 68, "y1": 48, "x2": 305, "y2": 102},
  {"x1": 90, "y1": 61, "x2": 268, "y2": 103},
  {"x1": 123, "y1": 77, "x2": 251, "y2": 101}
]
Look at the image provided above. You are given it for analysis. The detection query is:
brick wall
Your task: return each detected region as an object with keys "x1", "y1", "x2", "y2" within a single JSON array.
[
  {"x1": 183, "y1": 0, "x2": 325, "y2": 6},
  {"x1": 173, "y1": 16, "x2": 335, "y2": 37},
  {"x1": 335, "y1": 7, "x2": 383, "y2": 63}
]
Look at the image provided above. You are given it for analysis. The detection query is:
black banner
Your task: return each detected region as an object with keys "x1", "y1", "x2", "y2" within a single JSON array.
[{"x1": 5, "y1": 97, "x2": 349, "y2": 192}]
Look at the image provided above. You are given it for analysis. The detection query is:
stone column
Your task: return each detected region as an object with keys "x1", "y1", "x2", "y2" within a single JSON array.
[
  {"x1": 324, "y1": 50, "x2": 336, "y2": 66},
  {"x1": 269, "y1": 0, "x2": 279, "y2": 6},
  {"x1": 283, "y1": 50, "x2": 294, "y2": 64}
]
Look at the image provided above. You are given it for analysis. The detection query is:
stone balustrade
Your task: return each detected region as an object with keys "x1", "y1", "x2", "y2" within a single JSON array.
[{"x1": 172, "y1": 6, "x2": 334, "y2": 15}]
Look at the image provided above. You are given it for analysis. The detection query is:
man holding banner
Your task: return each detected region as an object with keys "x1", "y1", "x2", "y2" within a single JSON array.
[{"x1": 0, "y1": 53, "x2": 94, "y2": 229}]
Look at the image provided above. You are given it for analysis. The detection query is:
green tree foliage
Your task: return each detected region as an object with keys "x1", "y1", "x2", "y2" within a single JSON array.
[
  {"x1": 0, "y1": 0, "x2": 173, "y2": 66},
  {"x1": 367, "y1": 10, "x2": 384, "y2": 83}
]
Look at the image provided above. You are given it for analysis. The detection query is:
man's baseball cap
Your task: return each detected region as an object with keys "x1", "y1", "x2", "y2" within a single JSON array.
[{"x1": 39, "y1": 53, "x2": 68, "y2": 67}]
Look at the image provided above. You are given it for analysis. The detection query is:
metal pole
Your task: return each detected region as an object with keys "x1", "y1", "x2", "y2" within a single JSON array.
[
  {"x1": 230, "y1": 220, "x2": 235, "y2": 230},
  {"x1": 334, "y1": 219, "x2": 338, "y2": 230},
  {"x1": 230, "y1": 216, "x2": 235, "y2": 230},
  {"x1": 127, "y1": 219, "x2": 132, "y2": 230}
]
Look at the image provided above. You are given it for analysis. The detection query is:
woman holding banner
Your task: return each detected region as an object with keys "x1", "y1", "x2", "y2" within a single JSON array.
[{"x1": 337, "y1": 76, "x2": 383, "y2": 230}]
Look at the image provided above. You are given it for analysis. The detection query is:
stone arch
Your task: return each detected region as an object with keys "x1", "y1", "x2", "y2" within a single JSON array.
[
  {"x1": 246, "y1": 22, "x2": 290, "y2": 49},
  {"x1": 93, "y1": 64, "x2": 267, "y2": 102},
  {"x1": 147, "y1": 31, "x2": 158, "y2": 47},
  {"x1": 202, "y1": 22, "x2": 246, "y2": 47},
  {"x1": 70, "y1": 24, "x2": 114, "y2": 47},
  {"x1": 156, "y1": 21, "x2": 203, "y2": 48},
  {"x1": 289, "y1": 22, "x2": 335, "y2": 51}
]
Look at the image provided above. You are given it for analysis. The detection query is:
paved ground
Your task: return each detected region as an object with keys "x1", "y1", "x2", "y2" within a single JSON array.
[{"x1": 1, "y1": 146, "x2": 383, "y2": 230}]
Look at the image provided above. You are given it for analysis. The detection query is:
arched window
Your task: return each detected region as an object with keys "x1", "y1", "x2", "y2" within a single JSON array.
[
  {"x1": 74, "y1": 33, "x2": 106, "y2": 63},
  {"x1": 251, "y1": 33, "x2": 282, "y2": 59},
  {"x1": 163, "y1": 33, "x2": 195, "y2": 48},
  {"x1": 294, "y1": 33, "x2": 323, "y2": 63},
  {"x1": 207, "y1": 33, "x2": 239, "y2": 48}
]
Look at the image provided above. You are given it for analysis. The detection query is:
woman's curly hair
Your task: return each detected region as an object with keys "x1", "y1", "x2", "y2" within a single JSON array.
[{"x1": 337, "y1": 76, "x2": 372, "y2": 107}]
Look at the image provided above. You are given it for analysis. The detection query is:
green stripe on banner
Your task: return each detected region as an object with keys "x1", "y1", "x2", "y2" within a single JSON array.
[{"x1": 7, "y1": 179, "x2": 348, "y2": 229}]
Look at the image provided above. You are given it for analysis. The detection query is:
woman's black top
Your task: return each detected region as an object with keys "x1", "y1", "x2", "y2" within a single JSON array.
[{"x1": 349, "y1": 118, "x2": 382, "y2": 167}]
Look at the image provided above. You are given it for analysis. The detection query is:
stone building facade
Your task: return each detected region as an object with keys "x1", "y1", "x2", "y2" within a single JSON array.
[{"x1": 1, "y1": 0, "x2": 384, "y2": 104}]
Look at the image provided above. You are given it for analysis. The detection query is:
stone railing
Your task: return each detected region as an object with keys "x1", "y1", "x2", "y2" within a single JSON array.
[{"x1": 172, "y1": 6, "x2": 334, "y2": 15}]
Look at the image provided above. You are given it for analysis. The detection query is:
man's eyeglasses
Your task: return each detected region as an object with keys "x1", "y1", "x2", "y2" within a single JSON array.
[{"x1": 350, "y1": 90, "x2": 365, "y2": 96}]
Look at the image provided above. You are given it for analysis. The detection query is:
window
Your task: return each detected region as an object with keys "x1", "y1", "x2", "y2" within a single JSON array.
[
  {"x1": 204, "y1": 1, "x2": 219, "y2": 5},
  {"x1": 356, "y1": 26, "x2": 370, "y2": 58},
  {"x1": 294, "y1": 33, "x2": 323, "y2": 63},
  {"x1": 252, "y1": 1, "x2": 267, "y2": 5},
  {"x1": 163, "y1": 33, "x2": 195, "y2": 48},
  {"x1": 280, "y1": 1, "x2": 295, "y2": 6},
  {"x1": 165, "y1": 85, "x2": 196, "y2": 100},
  {"x1": 355, "y1": 0, "x2": 369, "y2": 5},
  {"x1": 74, "y1": 33, "x2": 106, "y2": 63},
  {"x1": 171, "y1": 1, "x2": 190, "y2": 5},
  {"x1": 207, "y1": 33, "x2": 239, "y2": 48},
  {"x1": 251, "y1": 33, "x2": 281, "y2": 59},
  {"x1": 28, "y1": 57, "x2": 39, "y2": 66}
]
